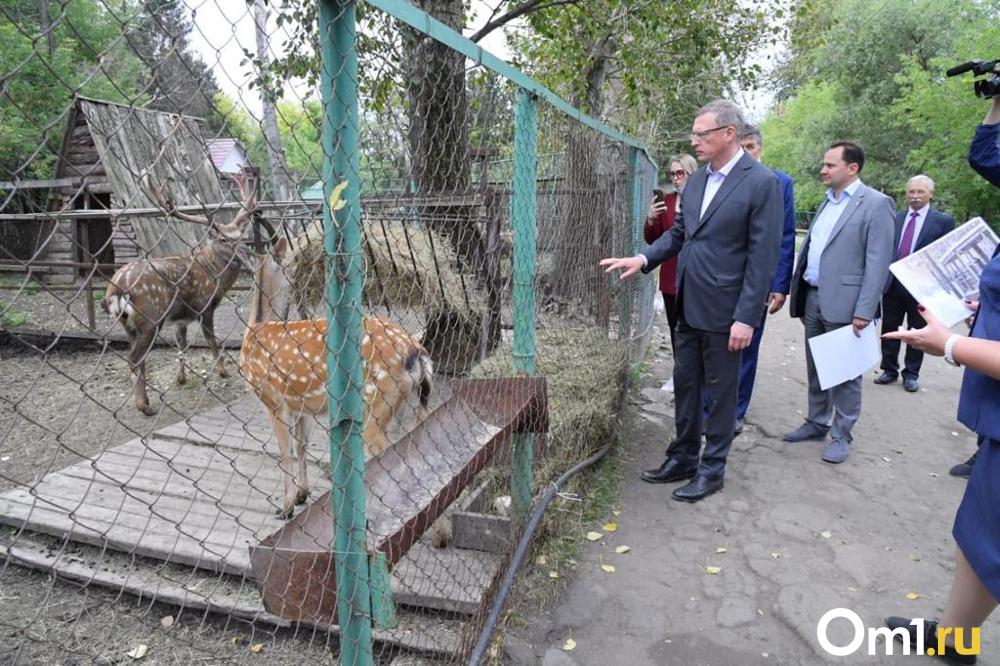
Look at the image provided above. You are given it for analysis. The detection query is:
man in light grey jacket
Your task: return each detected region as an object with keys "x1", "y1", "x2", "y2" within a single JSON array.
[{"x1": 785, "y1": 141, "x2": 895, "y2": 463}]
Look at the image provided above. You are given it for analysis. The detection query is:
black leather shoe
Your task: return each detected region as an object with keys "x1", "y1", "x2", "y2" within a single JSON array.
[
  {"x1": 641, "y1": 458, "x2": 697, "y2": 484},
  {"x1": 904, "y1": 378, "x2": 920, "y2": 392},
  {"x1": 874, "y1": 371, "x2": 899, "y2": 385},
  {"x1": 672, "y1": 474, "x2": 724, "y2": 502},
  {"x1": 950, "y1": 451, "x2": 978, "y2": 479},
  {"x1": 883, "y1": 616, "x2": 977, "y2": 664}
]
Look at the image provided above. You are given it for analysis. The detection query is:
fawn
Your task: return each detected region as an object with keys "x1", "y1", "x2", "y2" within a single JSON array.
[
  {"x1": 102, "y1": 175, "x2": 257, "y2": 415},
  {"x1": 240, "y1": 237, "x2": 433, "y2": 518}
]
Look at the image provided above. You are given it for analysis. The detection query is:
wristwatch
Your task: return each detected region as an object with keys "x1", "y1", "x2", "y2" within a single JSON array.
[{"x1": 944, "y1": 334, "x2": 962, "y2": 367}]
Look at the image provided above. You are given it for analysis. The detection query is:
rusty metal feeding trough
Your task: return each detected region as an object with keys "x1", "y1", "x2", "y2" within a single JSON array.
[{"x1": 248, "y1": 377, "x2": 548, "y2": 624}]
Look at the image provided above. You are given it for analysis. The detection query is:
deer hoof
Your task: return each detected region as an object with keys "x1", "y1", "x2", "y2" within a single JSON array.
[
  {"x1": 138, "y1": 404, "x2": 158, "y2": 417},
  {"x1": 217, "y1": 365, "x2": 230, "y2": 379},
  {"x1": 295, "y1": 489, "x2": 309, "y2": 505},
  {"x1": 176, "y1": 373, "x2": 187, "y2": 386},
  {"x1": 277, "y1": 506, "x2": 294, "y2": 520}
]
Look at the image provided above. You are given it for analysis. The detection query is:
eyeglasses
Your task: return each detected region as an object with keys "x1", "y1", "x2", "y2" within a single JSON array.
[
  {"x1": 669, "y1": 170, "x2": 687, "y2": 178},
  {"x1": 689, "y1": 126, "x2": 730, "y2": 143}
]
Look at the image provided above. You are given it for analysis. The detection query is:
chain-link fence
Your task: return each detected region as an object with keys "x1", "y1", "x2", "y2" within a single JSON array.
[{"x1": 0, "y1": 1, "x2": 656, "y2": 663}]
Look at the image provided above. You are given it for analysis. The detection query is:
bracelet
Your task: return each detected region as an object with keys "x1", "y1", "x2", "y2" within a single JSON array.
[{"x1": 944, "y1": 334, "x2": 962, "y2": 367}]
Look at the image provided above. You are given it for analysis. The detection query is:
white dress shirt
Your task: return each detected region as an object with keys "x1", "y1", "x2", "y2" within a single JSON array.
[
  {"x1": 804, "y1": 179, "x2": 863, "y2": 286},
  {"x1": 898, "y1": 204, "x2": 929, "y2": 257},
  {"x1": 700, "y1": 149, "x2": 745, "y2": 219}
]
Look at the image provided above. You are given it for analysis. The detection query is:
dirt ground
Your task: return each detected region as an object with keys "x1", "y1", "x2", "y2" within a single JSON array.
[
  {"x1": 505, "y1": 309, "x2": 986, "y2": 664},
  {"x1": 0, "y1": 335, "x2": 347, "y2": 665}
]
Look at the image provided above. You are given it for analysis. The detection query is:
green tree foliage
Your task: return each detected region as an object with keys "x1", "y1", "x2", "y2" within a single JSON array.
[
  {"x1": 0, "y1": 0, "x2": 146, "y2": 177},
  {"x1": 507, "y1": 0, "x2": 780, "y2": 167},
  {"x1": 761, "y1": 0, "x2": 998, "y2": 224},
  {"x1": 0, "y1": 0, "x2": 220, "y2": 179}
]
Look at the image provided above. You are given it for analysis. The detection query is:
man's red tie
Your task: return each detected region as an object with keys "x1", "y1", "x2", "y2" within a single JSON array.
[{"x1": 897, "y1": 211, "x2": 919, "y2": 259}]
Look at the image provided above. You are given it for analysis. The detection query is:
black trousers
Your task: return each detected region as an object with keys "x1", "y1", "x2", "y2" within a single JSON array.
[
  {"x1": 662, "y1": 292, "x2": 678, "y2": 353},
  {"x1": 880, "y1": 283, "x2": 926, "y2": 380},
  {"x1": 667, "y1": 316, "x2": 741, "y2": 478}
]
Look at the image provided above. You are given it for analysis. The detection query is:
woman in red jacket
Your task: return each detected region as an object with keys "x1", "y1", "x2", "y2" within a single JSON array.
[{"x1": 644, "y1": 153, "x2": 697, "y2": 392}]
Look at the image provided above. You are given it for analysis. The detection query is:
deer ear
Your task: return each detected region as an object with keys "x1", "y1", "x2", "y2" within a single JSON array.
[{"x1": 273, "y1": 236, "x2": 288, "y2": 261}]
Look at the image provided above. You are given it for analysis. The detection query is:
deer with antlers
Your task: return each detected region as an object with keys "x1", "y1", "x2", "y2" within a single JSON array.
[
  {"x1": 240, "y1": 233, "x2": 434, "y2": 519},
  {"x1": 102, "y1": 174, "x2": 257, "y2": 415}
]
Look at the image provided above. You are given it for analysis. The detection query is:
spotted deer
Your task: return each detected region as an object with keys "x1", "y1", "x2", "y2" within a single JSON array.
[
  {"x1": 102, "y1": 175, "x2": 257, "y2": 415},
  {"x1": 240, "y1": 237, "x2": 434, "y2": 519}
]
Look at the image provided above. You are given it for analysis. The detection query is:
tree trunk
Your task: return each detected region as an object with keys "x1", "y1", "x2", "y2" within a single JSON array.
[
  {"x1": 403, "y1": 0, "x2": 481, "y2": 271},
  {"x1": 254, "y1": 0, "x2": 294, "y2": 201}
]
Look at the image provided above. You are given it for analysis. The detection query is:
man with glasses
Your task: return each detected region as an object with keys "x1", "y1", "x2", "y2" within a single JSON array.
[{"x1": 600, "y1": 99, "x2": 782, "y2": 503}]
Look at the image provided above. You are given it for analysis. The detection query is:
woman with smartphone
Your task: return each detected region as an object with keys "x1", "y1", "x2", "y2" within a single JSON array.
[{"x1": 644, "y1": 153, "x2": 697, "y2": 392}]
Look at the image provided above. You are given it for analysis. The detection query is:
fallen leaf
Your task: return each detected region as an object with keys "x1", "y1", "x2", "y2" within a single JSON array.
[
  {"x1": 930, "y1": 472, "x2": 939, "y2": 478},
  {"x1": 585, "y1": 531, "x2": 602, "y2": 542},
  {"x1": 0, "y1": 456, "x2": 9, "y2": 462},
  {"x1": 603, "y1": 522, "x2": 618, "y2": 532},
  {"x1": 715, "y1": 547, "x2": 727, "y2": 554},
  {"x1": 906, "y1": 592, "x2": 920, "y2": 600},
  {"x1": 536, "y1": 555, "x2": 547, "y2": 566},
  {"x1": 951, "y1": 431, "x2": 960, "y2": 437},
  {"x1": 820, "y1": 531, "x2": 832, "y2": 539},
  {"x1": 161, "y1": 615, "x2": 174, "y2": 631},
  {"x1": 705, "y1": 565, "x2": 722, "y2": 575},
  {"x1": 126, "y1": 645, "x2": 148, "y2": 660},
  {"x1": 910, "y1": 553, "x2": 921, "y2": 561},
  {"x1": 251, "y1": 643, "x2": 264, "y2": 654},
  {"x1": 612, "y1": 510, "x2": 621, "y2": 517},
  {"x1": 548, "y1": 570, "x2": 560, "y2": 579},
  {"x1": 882, "y1": 456, "x2": 891, "y2": 463},
  {"x1": 615, "y1": 545, "x2": 631, "y2": 554},
  {"x1": 600, "y1": 562, "x2": 616, "y2": 573},
  {"x1": 563, "y1": 638, "x2": 576, "y2": 651},
  {"x1": 230, "y1": 637, "x2": 244, "y2": 646},
  {"x1": 770, "y1": 552, "x2": 781, "y2": 559}
]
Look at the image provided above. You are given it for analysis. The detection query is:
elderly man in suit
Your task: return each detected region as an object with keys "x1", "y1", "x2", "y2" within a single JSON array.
[
  {"x1": 875, "y1": 175, "x2": 956, "y2": 392},
  {"x1": 784, "y1": 142, "x2": 895, "y2": 464},
  {"x1": 600, "y1": 99, "x2": 782, "y2": 502}
]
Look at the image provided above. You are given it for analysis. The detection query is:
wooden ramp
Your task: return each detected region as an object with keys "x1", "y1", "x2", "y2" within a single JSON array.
[{"x1": 0, "y1": 394, "x2": 513, "y2": 656}]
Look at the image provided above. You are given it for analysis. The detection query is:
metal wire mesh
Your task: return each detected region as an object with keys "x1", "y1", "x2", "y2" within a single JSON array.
[{"x1": 0, "y1": 1, "x2": 656, "y2": 663}]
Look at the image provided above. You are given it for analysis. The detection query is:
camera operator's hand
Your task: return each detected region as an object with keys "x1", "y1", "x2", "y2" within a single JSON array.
[{"x1": 985, "y1": 96, "x2": 1000, "y2": 126}]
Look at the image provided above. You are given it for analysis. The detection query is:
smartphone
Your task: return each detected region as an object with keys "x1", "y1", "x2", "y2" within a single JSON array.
[{"x1": 652, "y1": 188, "x2": 665, "y2": 203}]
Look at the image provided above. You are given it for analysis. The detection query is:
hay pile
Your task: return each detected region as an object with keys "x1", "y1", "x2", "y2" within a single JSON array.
[
  {"x1": 285, "y1": 218, "x2": 483, "y2": 314},
  {"x1": 471, "y1": 328, "x2": 631, "y2": 491},
  {"x1": 283, "y1": 215, "x2": 486, "y2": 375}
]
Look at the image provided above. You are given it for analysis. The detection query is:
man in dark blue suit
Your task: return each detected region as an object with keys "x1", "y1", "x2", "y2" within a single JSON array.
[
  {"x1": 601, "y1": 100, "x2": 782, "y2": 502},
  {"x1": 714, "y1": 125, "x2": 796, "y2": 434},
  {"x1": 875, "y1": 175, "x2": 956, "y2": 392}
]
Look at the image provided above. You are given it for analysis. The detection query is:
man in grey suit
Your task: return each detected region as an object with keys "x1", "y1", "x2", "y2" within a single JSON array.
[
  {"x1": 601, "y1": 99, "x2": 782, "y2": 502},
  {"x1": 785, "y1": 142, "x2": 895, "y2": 464}
]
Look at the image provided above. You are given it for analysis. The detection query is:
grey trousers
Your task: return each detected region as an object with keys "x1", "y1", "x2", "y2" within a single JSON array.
[
  {"x1": 803, "y1": 287, "x2": 863, "y2": 442},
  {"x1": 668, "y1": 319, "x2": 741, "y2": 478}
]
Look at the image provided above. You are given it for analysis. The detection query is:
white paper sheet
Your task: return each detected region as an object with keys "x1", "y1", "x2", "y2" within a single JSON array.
[{"x1": 807, "y1": 320, "x2": 881, "y2": 391}]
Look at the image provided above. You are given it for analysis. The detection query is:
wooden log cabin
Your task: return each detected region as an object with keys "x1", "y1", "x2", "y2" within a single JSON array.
[{"x1": 2, "y1": 96, "x2": 235, "y2": 283}]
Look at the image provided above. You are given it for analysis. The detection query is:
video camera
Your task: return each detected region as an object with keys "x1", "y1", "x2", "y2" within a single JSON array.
[{"x1": 946, "y1": 58, "x2": 1000, "y2": 98}]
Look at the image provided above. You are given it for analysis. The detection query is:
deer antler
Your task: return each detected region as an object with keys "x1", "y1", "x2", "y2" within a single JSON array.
[{"x1": 141, "y1": 172, "x2": 212, "y2": 226}]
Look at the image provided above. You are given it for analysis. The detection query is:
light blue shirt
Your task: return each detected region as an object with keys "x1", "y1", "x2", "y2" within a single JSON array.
[
  {"x1": 700, "y1": 149, "x2": 745, "y2": 219},
  {"x1": 804, "y1": 179, "x2": 862, "y2": 286}
]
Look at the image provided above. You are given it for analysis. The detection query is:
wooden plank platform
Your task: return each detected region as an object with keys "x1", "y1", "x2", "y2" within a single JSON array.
[
  {"x1": 0, "y1": 395, "x2": 505, "y2": 655},
  {"x1": 0, "y1": 529, "x2": 467, "y2": 658}
]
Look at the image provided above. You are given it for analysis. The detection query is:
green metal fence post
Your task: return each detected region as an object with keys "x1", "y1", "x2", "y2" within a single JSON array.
[
  {"x1": 511, "y1": 87, "x2": 538, "y2": 519},
  {"x1": 318, "y1": 1, "x2": 374, "y2": 663}
]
